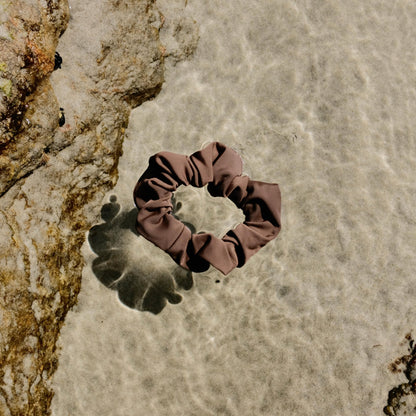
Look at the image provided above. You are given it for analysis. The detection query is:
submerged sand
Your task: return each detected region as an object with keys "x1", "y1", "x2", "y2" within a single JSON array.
[{"x1": 51, "y1": 0, "x2": 416, "y2": 414}]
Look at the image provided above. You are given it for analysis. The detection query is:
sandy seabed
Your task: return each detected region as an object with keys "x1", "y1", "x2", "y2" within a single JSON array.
[{"x1": 51, "y1": 0, "x2": 416, "y2": 415}]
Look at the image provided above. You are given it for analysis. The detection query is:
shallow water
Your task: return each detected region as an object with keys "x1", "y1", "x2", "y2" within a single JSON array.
[{"x1": 51, "y1": 0, "x2": 416, "y2": 414}]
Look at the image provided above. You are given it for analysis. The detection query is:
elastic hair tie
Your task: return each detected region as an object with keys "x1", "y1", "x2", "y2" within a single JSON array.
[{"x1": 133, "y1": 142, "x2": 281, "y2": 275}]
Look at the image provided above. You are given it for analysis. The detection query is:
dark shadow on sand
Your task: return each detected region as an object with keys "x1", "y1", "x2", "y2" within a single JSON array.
[{"x1": 88, "y1": 195, "x2": 195, "y2": 314}]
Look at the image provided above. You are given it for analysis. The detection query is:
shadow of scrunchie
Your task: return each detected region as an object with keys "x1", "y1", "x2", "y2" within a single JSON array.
[{"x1": 88, "y1": 195, "x2": 194, "y2": 314}]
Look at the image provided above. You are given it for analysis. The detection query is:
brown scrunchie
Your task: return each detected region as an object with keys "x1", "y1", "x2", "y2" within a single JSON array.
[{"x1": 133, "y1": 142, "x2": 281, "y2": 275}]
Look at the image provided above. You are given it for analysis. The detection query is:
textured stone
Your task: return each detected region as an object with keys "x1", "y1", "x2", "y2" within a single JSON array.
[
  {"x1": 384, "y1": 334, "x2": 416, "y2": 416},
  {"x1": 0, "y1": 0, "x2": 197, "y2": 414},
  {"x1": 0, "y1": 0, "x2": 69, "y2": 193},
  {"x1": 157, "y1": 0, "x2": 199, "y2": 65}
]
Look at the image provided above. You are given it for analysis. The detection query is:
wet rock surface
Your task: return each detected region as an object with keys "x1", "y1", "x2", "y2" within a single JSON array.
[
  {"x1": 0, "y1": 0, "x2": 69, "y2": 194},
  {"x1": 0, "y1": 0, "x2": 197, "y2": 414},
  {"x1": 384, "y1": 334, "x2": 416, "y2": 416}
]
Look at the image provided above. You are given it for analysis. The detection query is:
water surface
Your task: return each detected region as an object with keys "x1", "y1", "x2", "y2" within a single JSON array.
[{"x1": 52, "y1": 0, "x2": 416, "y2": 414}]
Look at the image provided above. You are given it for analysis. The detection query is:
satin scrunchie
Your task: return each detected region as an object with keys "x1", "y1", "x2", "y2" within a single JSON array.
[{"x1": 133, "y1": 142, "x2": 281, "y2": 275}]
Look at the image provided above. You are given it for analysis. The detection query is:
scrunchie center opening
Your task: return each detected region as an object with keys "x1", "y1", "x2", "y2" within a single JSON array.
[{"x1": 173, "y1": 185, "x2": 245, "y2": 238}]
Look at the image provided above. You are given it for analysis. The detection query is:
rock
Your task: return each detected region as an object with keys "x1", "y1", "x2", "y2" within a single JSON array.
[
  {"x1": 0, "y1": 0, "x2": 198, "y2": 414},
  {"x1": 157, "y1": 0, "x2": 199, "y2": 65},
  {"x1": 384, "y1": 334, "x2": 416, "y2": 416},
  {"x1": 0, "y1": 0, "x2": 69, "y2": 193}
]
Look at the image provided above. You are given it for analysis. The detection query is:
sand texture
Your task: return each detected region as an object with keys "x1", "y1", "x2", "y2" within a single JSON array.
[{"x1": 49, "y1": 0, "x2": 416, "y2": 415}]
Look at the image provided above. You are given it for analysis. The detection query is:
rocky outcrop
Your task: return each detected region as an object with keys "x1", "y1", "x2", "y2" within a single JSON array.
[
  {"x1": 0, "y1": 0, "x2": 69, "y2": 195},
  {"x1": 0, "y1": 0, "x2": 198, "y2": 414},
  {"x1": 384, "y1": 334, "x2": 416, "y2": 416}
]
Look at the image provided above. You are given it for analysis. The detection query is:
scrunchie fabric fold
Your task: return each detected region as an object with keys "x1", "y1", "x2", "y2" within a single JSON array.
[{"x1": 133, "y1": 142, "x2": 281, "y2": 275}]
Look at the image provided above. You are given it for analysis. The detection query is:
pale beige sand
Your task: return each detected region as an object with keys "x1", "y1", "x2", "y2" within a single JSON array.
[{"x1": 51, "y1": 0, "x2": 416, "y2": 414}]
